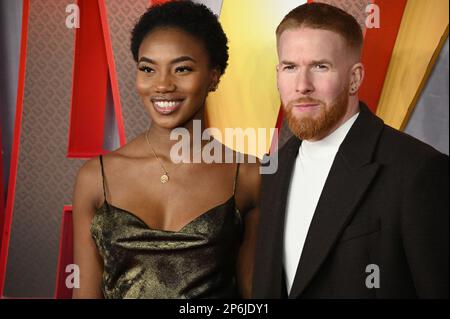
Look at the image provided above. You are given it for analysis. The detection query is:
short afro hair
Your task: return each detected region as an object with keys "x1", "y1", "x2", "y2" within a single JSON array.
[{"x1": 130, "y1": 0, "x2": 229, "y2": 75}]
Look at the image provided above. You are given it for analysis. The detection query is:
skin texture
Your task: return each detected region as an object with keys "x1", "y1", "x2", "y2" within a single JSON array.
[
  {"x1": 72, "y1": 27, "x2": 260, "y2": 299},
  {"x1": 276, "y1": 27, "x2": 364, "y2": 141}
]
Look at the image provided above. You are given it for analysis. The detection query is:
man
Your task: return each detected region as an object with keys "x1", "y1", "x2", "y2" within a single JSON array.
[{"x1": 252, "y1": 3, "x2": 448, "y2": 298}]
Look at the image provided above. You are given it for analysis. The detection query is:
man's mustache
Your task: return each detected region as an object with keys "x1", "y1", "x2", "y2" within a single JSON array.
[{"x1": 287, "y1": 98, "x2": 325, "y2": 107}]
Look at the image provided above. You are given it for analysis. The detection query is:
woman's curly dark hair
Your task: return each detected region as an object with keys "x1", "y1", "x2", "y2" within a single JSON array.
[{"x1": 130, "y1": 0, "x2": 229, "y2": 75}]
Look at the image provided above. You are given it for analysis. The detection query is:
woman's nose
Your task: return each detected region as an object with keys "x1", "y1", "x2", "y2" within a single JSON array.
[{"x1": 153, "y1": 73, "x2": 176, "y2": 93}]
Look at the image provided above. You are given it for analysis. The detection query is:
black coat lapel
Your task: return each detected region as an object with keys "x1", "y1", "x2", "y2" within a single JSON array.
[{"x1": 288, "y1": 103, "x2": 384, "y2": 298}]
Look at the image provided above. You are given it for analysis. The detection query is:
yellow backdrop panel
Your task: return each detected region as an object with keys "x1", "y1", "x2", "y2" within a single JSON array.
[
  {"x1": 205, "y1": 0, "x2": 306, "y2": 158},
  {"x1": 376, "y1": 0, "x2": 449, "y2": 130}
]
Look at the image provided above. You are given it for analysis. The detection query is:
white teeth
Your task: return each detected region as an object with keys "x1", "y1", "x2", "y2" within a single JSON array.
[{"x1": 154, "y1": 100, "x2": 179, "y2": 108}]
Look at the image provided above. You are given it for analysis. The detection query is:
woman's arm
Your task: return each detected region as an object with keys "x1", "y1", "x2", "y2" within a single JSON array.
[
  {"x1": 235, "y1": 159, "x2": 261, "y2": 298},
  {"x1": 71, "y1": 159, "x2": 104, "y2": 299}
]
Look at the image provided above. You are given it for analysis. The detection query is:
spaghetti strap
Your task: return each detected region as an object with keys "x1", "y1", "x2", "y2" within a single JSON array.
[
  {"x1": 99, "y1": 155, "x2": 108, "y2": 204},
  {"x1": 233, "y1": 158, "x2": 240, "y2": 197}
]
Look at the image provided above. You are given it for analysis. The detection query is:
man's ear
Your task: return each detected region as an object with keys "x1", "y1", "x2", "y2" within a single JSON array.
[{"x1": 349, "y1": 62, "x2": 364, "y2": 95}]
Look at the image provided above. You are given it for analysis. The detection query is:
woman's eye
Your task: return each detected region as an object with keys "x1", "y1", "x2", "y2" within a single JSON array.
[
  {"x1": 175, "y1": 66, "x2": 193, "y2": 73},
  {"x1": 138, "y1": 65, "x2": 153, "y2": 73}
]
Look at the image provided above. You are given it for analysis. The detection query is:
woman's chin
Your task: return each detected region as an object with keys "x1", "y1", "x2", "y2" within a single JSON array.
[
  {"x1": 151, "y1": 119, "x2": 182, "y2": 130},
  {"x1": 150, "y1": 114, "x2": 196, "y2": 131},
  {"x1": 147, "y1": 107, "x2": 204, "y2": 131}
]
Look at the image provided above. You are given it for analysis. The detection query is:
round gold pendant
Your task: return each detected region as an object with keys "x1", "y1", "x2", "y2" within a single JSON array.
[{"x1": 160, "y1": 174, "x2": 169, "y2": 184}]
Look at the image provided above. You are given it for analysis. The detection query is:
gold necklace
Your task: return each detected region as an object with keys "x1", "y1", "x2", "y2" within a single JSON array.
[
  {"x1": 145, "y1": 130, "x2": 204, "y2": 184},
  {"x1": 145, "y1": 130, "x2": 171, "y2": 183}
]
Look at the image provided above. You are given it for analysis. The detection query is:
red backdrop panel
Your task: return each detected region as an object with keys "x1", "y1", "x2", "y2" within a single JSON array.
[
  {"x1": 360, "y1": 0, "x2": 407, "y2": 112},
  {"x1": 0, "y1": 0, "x2": 30, "y2": 298},
  {"x1": 0, "y1": 123, "x2": 4, "y2": 253},
  {"x1": 54, "y1": 206, "x2": 73, "y2": 299},
  {"x1": 67, "y1": 0, "x2": 109, "y2": 157}
]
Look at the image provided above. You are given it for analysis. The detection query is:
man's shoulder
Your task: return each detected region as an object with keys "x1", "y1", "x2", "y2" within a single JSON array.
[{"x1": 376, "y1": 123, "x2": 448, "y2": 165}]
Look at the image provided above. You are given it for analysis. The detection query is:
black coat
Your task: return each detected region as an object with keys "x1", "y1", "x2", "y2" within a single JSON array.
[{"x1": 252, "y1": 103, "x2": 449, "y2": 298}]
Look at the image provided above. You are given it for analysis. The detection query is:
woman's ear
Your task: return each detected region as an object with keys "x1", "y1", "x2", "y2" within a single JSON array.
[
  {"x1": 209, "y1": 68, "x2": 221, "y2": 92},
  {"x1": 349, "y1": 62, "x2": 364, "y2": 95}
]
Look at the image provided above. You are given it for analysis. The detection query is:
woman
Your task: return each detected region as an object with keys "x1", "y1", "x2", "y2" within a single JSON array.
[{"x1": 72, "y1": 1, "x2": 260, "y2": 299}]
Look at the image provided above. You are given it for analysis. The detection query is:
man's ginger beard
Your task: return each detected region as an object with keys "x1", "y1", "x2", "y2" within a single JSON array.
[{"x1": 284, "y1": 86, "x2": 349, "y2": 141}]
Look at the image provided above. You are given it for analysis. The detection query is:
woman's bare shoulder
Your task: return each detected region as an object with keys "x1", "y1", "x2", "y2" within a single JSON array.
[
  {"x1": 76, "y1": 157, "x2": 101, "y2": 185},
  {"x1": 233, "y1": 151, "x2": 261, "y2": 211},
  {"x1": 73, "y1": 134, "x2": 146, "y2": 225},
  {"x1": 74, "y1": 157, "x2": 104, "y2": 209},
  {"x1": 237, "y1": 152, "x2": 261, "y2": 182}
]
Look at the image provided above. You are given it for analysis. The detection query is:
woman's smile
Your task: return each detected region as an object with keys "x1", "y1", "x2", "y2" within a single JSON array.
[{"x1": 151, "y1": 97, "x2": 185, "y2": 115}]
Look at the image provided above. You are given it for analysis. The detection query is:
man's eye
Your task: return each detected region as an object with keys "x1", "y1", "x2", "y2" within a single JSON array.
[
  {"x1": 314, "y1": 64, "x2": 329, "y2": 71},
  {"x1": 138, "y1": 65, "x2": 153, "y2": 73},
  {"x1": 283, "y1": 65, "x2": 296, "y2": 71},
  {"x1": 175, "y1": 66, "x2": 193, "y2": 73}
]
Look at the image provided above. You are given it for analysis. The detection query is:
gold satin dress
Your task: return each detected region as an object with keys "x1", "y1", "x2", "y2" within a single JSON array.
[{"x1": 90, "y1": 155, "x2": 243, "y2": 298}]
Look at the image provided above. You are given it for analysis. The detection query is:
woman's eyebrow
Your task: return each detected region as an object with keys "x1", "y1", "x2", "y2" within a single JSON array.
[
  {"x1": 138, "y1": 56, "x2": 197, "y2": 64},
  {"x1": 138, "y1": 56, "x2": 155, "y2": 64},
  {"x1": 170, "y1": 56, "x2": 197, "y2": 64}
]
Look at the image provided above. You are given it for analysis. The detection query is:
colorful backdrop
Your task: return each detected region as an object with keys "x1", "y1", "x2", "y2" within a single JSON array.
[{"x1": 0, "y1": 0, "x2": 448, "y2": 298}]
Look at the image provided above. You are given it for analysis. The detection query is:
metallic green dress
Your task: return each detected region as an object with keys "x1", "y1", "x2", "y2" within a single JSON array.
[{"x1": 91, "y1": 155, "x2": 243, "y2": 298}]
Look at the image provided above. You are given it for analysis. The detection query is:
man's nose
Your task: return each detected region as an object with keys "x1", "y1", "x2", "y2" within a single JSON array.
[{"x1": 295, "y1": 70, "x2": 314, "y2": 95}]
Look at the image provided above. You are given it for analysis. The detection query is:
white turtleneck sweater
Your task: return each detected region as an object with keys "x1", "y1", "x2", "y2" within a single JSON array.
[{"x1": 283, "y1": 113, "x2": 359, "y2": 294}]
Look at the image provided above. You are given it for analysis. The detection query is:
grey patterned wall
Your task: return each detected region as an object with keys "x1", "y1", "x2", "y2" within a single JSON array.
[
  {"x1": 0, "y1": 0, "x2": 22, "y2": 204},
  {"x1": 4, "y1": 0, "x2": 81, "y2": 297},
  {"x1": 3, "y1": 0, "x2": 151, "y2": 298},
  {"x1": 193, "y1": 0, "x2": 223, "y2": 15},
  {"x1": 405, "y1": 38, "x2": 449, "y2": 155},
  {"x1": 105, "y1": 0, "x2": 149, "y2": 142}
]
